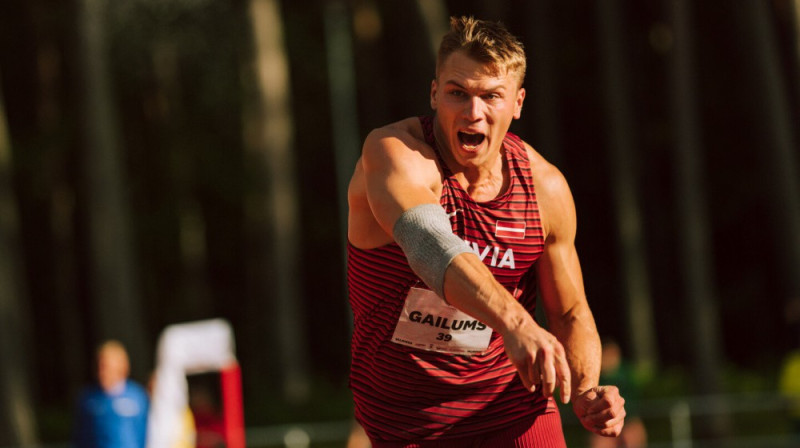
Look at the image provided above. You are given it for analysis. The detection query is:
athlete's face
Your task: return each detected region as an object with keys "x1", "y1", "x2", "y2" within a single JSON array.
[{"x1": 430, "y1": 50, "x2": 525, "y2": 170}]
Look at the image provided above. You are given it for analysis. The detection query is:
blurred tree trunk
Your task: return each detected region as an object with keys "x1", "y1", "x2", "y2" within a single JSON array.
[
  {"x1": 77, "y1": 0, "x2": 148, "y2": 377},
  {"x1": 324, "y1": 0, "x2": 360, "y2": 326},
  {"x1": 351, "y1": 1, "x2": 391, "y2": 133},
  {"x1": 596, "y1": 0, "x2": 658, "y2": 370},
  {"x1": 245, "y1": 0, "x2": 309, "y2": 403},
  {"x1": 669, "y1": 0, "x2": 729, "y2": 438},
  {"x1": 40, "y1": 11, "x2": 85, "y2": 399},
  {"x1": 739, "y1": 1, "x2": 800, "y2": 305},
  {"x1": 524, "y1": 0, "x2": 563, "y2": 166},
  {"x1": 150, "y1": 38, "x2": 214, "y2": 322},
  {"x1": 794, "y1": 1, "x2": 800, "y2": 116},
  {"x1": 0, "y1": 72, "x2": 39, "y2": 446},
  {"x1": 415, "y1": 0, "x2": 448, "y2": 57},
  {"x1": 0, "y1": 0, "x2": 85, "y2": 406},
  {"x1": 378, "y1": 1, "x2": 436, "y2": 116},
  {"x1": 470, "y1": 0, "x2": 509, "y2": 22}
]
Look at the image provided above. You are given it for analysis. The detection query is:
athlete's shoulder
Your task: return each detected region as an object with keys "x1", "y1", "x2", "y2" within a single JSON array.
[
  {"x1": 523, "y1": 142, "x2": 575, "y2": 238},
  {"x1": 374, "y1": 116, "x2": 423, "y2": 135},
  {"x1": 522, "y1": 142, "x2": 570, "y2": 195},
  {"x1": 364, "y1": 117, "x2": 427, "y2": 155},
  {"x1": 361, "y1": 117, "x2": 438, "y2": 177},
  {"x1": 349, "y1": 119, "x2": 424, "y2": 205},
  {"x1": 503, "y1": 130, "x2": 526, "y2": 149}
]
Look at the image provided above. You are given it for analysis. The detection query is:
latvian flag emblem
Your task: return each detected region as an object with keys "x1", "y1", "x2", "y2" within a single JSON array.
[{"x1": 495, "y1": 220, "x2": 526, "y2": 239}]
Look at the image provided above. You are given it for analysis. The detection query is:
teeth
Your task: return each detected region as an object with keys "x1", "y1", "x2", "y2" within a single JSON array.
[{"x1": 458, "y1": 131, "x2": 484, "y2": 150}]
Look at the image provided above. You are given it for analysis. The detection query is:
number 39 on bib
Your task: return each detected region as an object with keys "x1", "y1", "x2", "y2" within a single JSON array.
[{"x1": 391, "y1": 287, "x2": 492, "y2": 355}]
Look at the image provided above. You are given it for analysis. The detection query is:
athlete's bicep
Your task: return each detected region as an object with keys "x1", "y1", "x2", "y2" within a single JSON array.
[
  {"x1": 533, "y1": 161, "x2": 587, "y2": 321},
  {"x1": 361, "y1": 129, "x2": 440, "y2": 236},
  {"x1": 534, "y1": 170, "x2": 601, "y2": 394},
  {"x1": 537, "y1": 237, "x2": 587, "y2": 323}
]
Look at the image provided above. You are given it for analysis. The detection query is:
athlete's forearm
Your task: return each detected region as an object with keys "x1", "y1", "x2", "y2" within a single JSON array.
[
  {"x1": 548, "y1": 303, "x2": 601, "y2": 395},
  {"x1": 441, "y1": 253, "x2": 536, "y2": 335},
  {"x1": 444, "y1": 252, "x2": 573, "y2": 399}
]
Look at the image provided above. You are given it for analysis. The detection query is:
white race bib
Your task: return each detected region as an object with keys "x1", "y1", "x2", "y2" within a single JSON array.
[{"x1": 391, "y1": 287, "x2": 492, "y2": 355}]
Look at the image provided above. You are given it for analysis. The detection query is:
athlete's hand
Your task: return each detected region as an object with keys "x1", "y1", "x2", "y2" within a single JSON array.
[
  {"x1": 501, "y1": 317, "x2": 571, "y2": 403},
  {"x1": 573, "y1": 385, "x2": 626, "y2": 437}
]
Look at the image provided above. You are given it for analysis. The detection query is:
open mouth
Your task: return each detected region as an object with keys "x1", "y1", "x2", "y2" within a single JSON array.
[{"x1": 458, "y1": 131, "x2": 486, "y2": 149}]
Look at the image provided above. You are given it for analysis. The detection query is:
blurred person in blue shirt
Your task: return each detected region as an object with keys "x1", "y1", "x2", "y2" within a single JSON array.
[{"x1": 74, "y1": 340, "x2": 149, "y2": 448}]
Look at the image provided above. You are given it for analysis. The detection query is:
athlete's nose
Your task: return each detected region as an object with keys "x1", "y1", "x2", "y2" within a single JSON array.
[{"x1": 464, "y1": 96, "x2": 484, "y2": 121}]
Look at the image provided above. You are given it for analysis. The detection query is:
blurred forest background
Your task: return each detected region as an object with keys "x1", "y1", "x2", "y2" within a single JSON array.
[{"x1": 1, "y1": 0, "x2": 799, "y2": 445}]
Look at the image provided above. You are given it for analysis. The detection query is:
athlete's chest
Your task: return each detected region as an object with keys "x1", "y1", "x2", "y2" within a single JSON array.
[{"x1": 440, "y1": 183, "x2": 544, "y2": 277}]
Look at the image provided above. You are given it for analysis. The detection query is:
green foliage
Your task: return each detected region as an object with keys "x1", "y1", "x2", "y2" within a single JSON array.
[
  {"x1": 721, "y1": 363, "x2": 775, "y2": 394},
  {"x1": 639, "y1": 365, "x2": 691, "y2": 399},
  {"x1": 36, "y1": 405, "x2": 73, "y2": 443}
]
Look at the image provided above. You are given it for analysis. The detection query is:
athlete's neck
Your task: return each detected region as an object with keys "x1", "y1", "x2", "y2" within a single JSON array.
[{"x1": 432, "y1": 121, "x2": 508, "y2": 201}]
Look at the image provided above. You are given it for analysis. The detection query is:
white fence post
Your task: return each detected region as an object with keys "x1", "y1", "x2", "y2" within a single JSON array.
[{"x1": 670, "y1": 400, "x2": 692, "y2": 448}]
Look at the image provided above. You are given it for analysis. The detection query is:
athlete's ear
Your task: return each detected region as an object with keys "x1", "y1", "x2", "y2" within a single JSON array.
[
  {"x1": 514, "y1": 87, "x2": 526, "y2": 119},
  {"x1": 430, "y1": 79, "x2": 438, "y2": 110}
]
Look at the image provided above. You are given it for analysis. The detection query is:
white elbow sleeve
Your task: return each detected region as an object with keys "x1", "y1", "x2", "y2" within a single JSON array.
[{"x1": 392, "y1": 203, "x2": 471, "y2": 298}]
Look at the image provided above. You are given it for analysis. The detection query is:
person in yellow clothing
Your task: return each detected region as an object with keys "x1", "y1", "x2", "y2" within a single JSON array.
[
  {"x1": 147, "y1": 373, "x2": 197, "y2": 448},
  {"x1": 779, "y1": 350, "x2": 800, "y2": 436},
  {"x1": 173, "y1": 408, "x2": 197, "y2": 448}
]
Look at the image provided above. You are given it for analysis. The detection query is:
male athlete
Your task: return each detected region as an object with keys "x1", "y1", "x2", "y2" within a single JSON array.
[{"x1": 347, "y1": 16, "x2": 626, "y2": 447}]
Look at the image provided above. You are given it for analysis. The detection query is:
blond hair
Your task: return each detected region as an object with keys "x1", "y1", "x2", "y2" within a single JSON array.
[{"x1": 437, "y1": 16, "x2": 527, "y2": 87}]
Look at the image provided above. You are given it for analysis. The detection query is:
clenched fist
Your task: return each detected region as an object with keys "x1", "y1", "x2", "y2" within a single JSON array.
[{"x1": 573, "y1": 385, "x2": 626, "y2": 437}]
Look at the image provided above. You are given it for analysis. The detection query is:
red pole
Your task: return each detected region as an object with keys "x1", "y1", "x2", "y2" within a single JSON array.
[{"x1": 221, "y1": 363, "x2": 245, "y2": 448}]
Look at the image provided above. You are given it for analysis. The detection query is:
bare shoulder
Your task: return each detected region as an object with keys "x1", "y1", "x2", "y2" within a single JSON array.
[
  {"x1": 348, "y1": 117, "x2": 441, "y2": 248},
  {"x1": 524, "y1": 142, "x2": 577, "y2": 241},
  {"x1": 362, "y1": 117, "x2": 432, "y2": 167},
  {"x1": 352, "y1": 117, "x2": 435, "y2": 187},
  {"x1": 356, "y1": 117, "x2": 443, "y2": 199}
]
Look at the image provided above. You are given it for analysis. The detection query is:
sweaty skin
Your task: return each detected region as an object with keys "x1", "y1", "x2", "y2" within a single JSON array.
[{"x1": 348, "y1": 49, "x2": 625, "y2": 437}]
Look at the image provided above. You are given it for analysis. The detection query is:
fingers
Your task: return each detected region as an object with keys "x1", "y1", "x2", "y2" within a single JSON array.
[
  {"x1": 518, "y1": 340, "x2": 571, "y2": 402},
  {"x1": 504, "y1": 325, "x2": 570, "y2": 401},
  {"x1": 512, "y1": 344, "x2": 543, "y2": 394},
  {"x1": 586, "y1": 386, "x2": 624, "y2": 415},
  {"x1": 539, "y1": 341, "x2": 571, "y2": 403},
  {"x1": 576, "y1": 386, "x2": 627, "y2": 437},
  {"x1": 520, "y1": 357, "x2": 537, "y2": 393},
  {"x1": 582, "y1": 403, "x2": 626, "y2": 426},
  {"x1": 555, "y1": 346, "x2": 571, "y2": 403},
  {"x1": 539, "y1": 349, "x2": 556, "y2": 397},
  {"x1": 584, "y1": 407, "x2": 626, "y2": 437},
  {"x1": 529, "y1": 360, "x2": 540, "y2": 393}
]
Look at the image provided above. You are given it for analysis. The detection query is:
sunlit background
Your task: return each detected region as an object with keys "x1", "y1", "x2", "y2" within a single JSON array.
[{"x1": 0, "y1": 0, "x2": 799, "y2": 447}]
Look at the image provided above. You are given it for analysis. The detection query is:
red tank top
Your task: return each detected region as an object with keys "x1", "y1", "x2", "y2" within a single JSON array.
[{"x1": 347, "y1": 116, "x2": 555, "y2": 441}]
